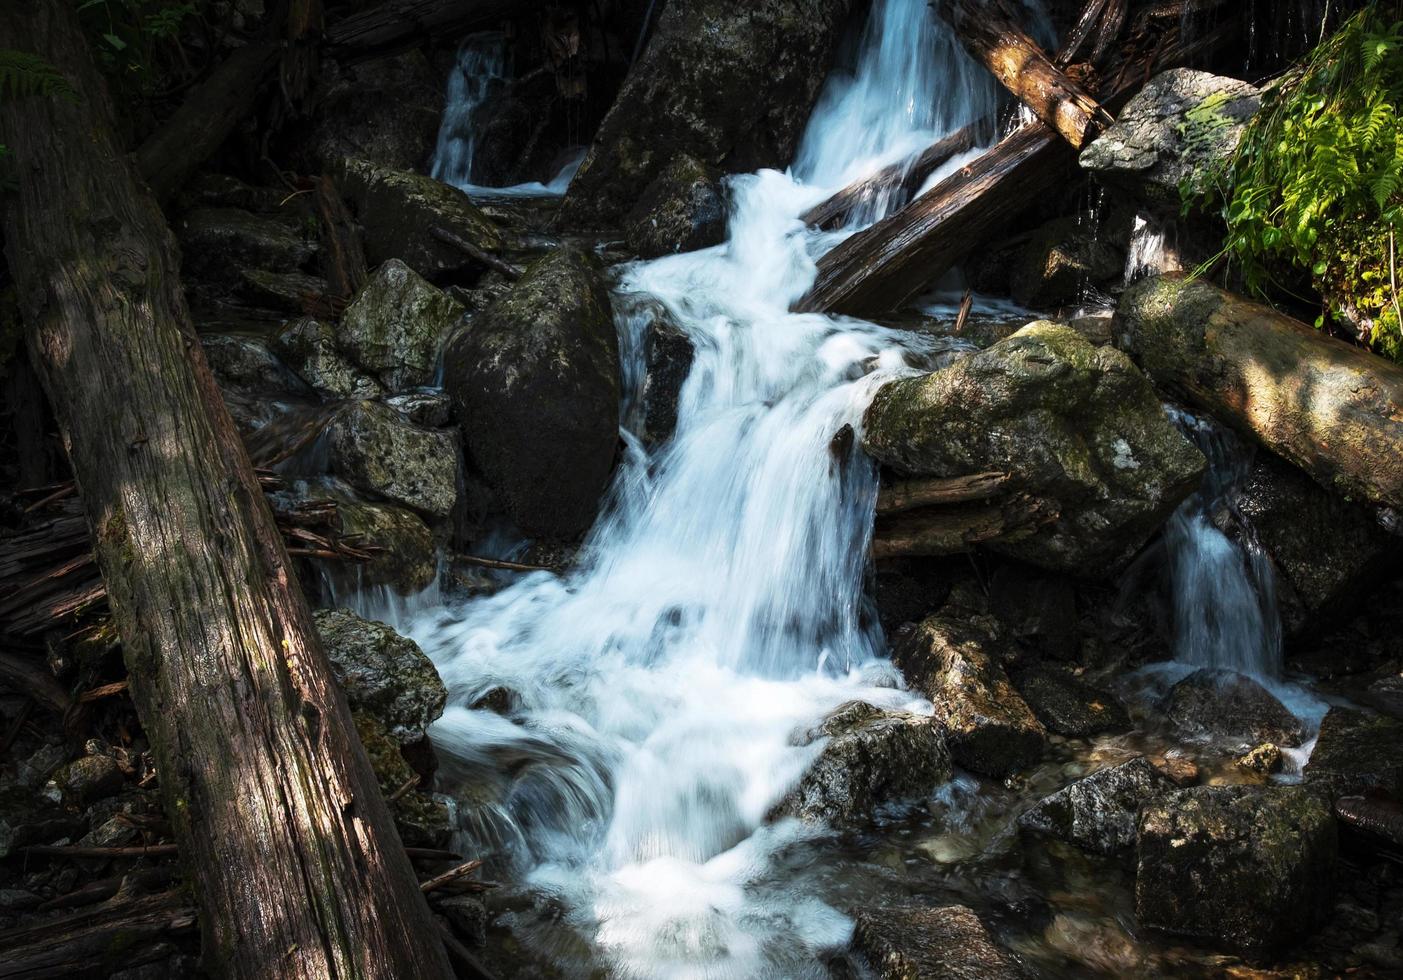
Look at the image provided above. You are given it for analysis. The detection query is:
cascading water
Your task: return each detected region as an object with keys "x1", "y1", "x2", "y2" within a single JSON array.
[{"x1": 411, "y1": 1, "x2": 1004, "y2": 974}]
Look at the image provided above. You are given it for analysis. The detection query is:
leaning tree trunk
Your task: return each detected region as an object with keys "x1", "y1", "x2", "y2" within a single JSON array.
[{"x1": 0, "y1": 3, "x2": 454, "y2": 978}]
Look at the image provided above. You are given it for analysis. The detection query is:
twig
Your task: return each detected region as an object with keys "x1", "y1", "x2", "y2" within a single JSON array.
[
  {"x1": 458, "y1": 554, "x2": 551, "y2": 573},
  {"x1": 429, "y1": 225, "x2": 523, "y2": 280},
  {"x1": 953, "y1": 288, "x2": 974, "y2": 335},
  {"x1": 78, "y1": 679, "x2": 130, "y2": 703},
  {"x1": 419, "y1": 858, "x2": 483, "y2": 894},
  {"x1": 22, "y1": 484, "x2": 75, "y2": 514},
  {"x1": 388, "y1": 773, "x2": 420, "y2": 802},
  {"x1": 23, "y1": 843, "x2": 178, "y2": 859}
]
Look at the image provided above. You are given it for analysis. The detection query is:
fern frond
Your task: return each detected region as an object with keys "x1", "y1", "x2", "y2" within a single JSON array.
[{"x1": 0, "y1": 50, "x2": 76, "y2": 102}]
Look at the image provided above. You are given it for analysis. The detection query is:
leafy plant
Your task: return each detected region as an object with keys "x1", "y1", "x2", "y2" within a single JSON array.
[
  {"x1": 0, "y1": 49, "x2": 76, "y2": 101},
  {"x1": 75, "y1": 0, "x2": 198, "y2": 97},
  {"x1": 1197, "y1": 3, "x2": 1403, "y2": 358}
]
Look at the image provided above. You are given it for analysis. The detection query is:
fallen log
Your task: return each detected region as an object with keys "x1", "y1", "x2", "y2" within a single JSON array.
[
  {"x1": 1118, "y1": 275, "x2": 1403, "y2": 514},
  {"x1": 940, "y1": 0, "x2": 1111, "y2": 149},
  {"x1": 315, "y1": 175, "x2": 368, "y2": 299},
  {"x1": 0, "y1": 3, "x2": 454, "y2": 977},
  {"x1": 876, "y1": 472, "x2": 1010, "y2": 515},
  {"x1": 873, "y1": 495, "x2": 1057, "y2": 559},
  {"x1": 0, "y1": 891, "x2": 196, "y2": 980},
  {"x1": 1335, "y1": 795, "x2": 1403, "y2": 860},
  {"x1": 326, "y1": 0, "x2": 543, "y2": 61},
  {"x1": 134, "y1": 41, "x2": 280, "y2": 202}
]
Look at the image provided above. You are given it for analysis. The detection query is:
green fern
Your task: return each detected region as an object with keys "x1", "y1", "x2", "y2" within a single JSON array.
[{"x1": 0, "y1": 50, "x2": 76, "y2": 102}]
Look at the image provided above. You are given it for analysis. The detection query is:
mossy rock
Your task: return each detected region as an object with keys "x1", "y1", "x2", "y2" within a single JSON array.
[{"x1": 339, "y1": 259, "x2": 465, "y2": 391}]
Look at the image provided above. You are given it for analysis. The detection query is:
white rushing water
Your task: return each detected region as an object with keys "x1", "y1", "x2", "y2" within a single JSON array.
[{"x1": 410, "y1": 1, "x2": 1003, "y2": 975}]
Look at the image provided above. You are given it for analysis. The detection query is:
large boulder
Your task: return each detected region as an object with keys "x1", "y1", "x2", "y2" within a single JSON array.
[
  {"x1": 442, "y1": 247, "x2": 620, "y2": 540},
  {"x1": 201, "y1": 333, "x2": 310, "y2": 399},
  {"x1": 893, "y1": 616, "x2": 1046, "y2": 778},
  {"x1": 1012, "y1": 664, "x2": 1130, "y2": 738},
  {"x1": 851, "y1": 905, "x2": 1028, "y2": 980},
  {"x1": 337, "y1": 158, "x2": 504, "y2": 279},
  {"x1": 1019, "y1": 756, "x2": 1171, "y2": 855},
  {"x1": 1161, "y1": 668, "x2": 1306, "y2": 748},
  {"x1": 314, "y1": 608, "x2": 446, "y2": 744},
  {"x1": 1080, "y1": 69, "x2": 1260, "y2": 210},
  {"x1": 328, "y1": 400, "x2": 460, "y2": 518},
  {"x1": 274, "y1": 317, "x2": 383, "y2": 400},
  {"x1": 1305, "y1": 707, "x2": 1403, "y2": 798},
  {"x1": 1135, "y1": 785, "x2": 1336, "y2": 953},
  {"x1": 558, "y1": 0, "x2": 851, "y2": 229},
  {"x1": 864, "y1": 322, "x2": 1205, "y2": 576},
  {"x1": 772, "y1": 701, "x2": 951, "y2": 827},
  {"x1": 339, "y1": 260, "x2": 465, "y2": 391},
  {"x1": 624, "y1": 154, "x2": 728, "y2": 258}
]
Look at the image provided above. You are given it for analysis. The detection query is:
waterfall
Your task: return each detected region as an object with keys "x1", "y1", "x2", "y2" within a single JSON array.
[
  {"x1": 430, "y1": 36, "x2": 507, "y2": 188},
  {"x1": 411, "y1": 1, "x2": 1015, "y2": 974}
]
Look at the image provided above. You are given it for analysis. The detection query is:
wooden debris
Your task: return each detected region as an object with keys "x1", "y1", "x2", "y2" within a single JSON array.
[
  {"x1": 0, "y1": 891, "x2": 196, "y2": 980},
  {"x1": 419, "y1": 858, "x2": 484, "y2": 894},
  {"x1": 875, "y1": 472, "x2": 1010, "y2": 516},
  {"x1": 430, "y1": 225, "x2": 524, "y2": 280},
  {"x1": 315, "y1": 175, "x2": 369, "y2": 300},
  {"x1": 872, "y1": 495, "x2": 1058, "y2": 559}
]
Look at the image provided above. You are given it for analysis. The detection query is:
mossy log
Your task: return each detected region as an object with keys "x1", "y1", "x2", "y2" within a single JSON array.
[
  {"x1": 1119, "y1": 275, "x2": 1403, "y2": 513},
  {"x1": 0, "y1": 3, "x2": 453, "y2": 977}
]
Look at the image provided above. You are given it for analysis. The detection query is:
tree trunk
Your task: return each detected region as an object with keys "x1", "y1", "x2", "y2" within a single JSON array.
[
  {"x1": 940, "y1": 0, "x2": 1110, "y2": 149},
  {"x1": 0, "y1": 4, "x2": 455, "y2": 978},
  {"x1": 326, "y1": 0, "x2": 544, "y2": 61},
  {"x1": 1119, "y1": 275, "x2": 1403, "y2": 514},
  {"x1": 134, "y1": 40, "x2": 280, "y2": 201}
]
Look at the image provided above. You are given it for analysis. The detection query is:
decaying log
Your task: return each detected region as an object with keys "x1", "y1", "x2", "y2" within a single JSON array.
[
  {"x1": 1119, "y1": 276, "x2": 1403, "y2": 515},
  {"x1": 430, "y1": 224, "x2": 524, "y2": 280},
  {"x1": 940, "y1": 0, "x2": 1111, "y2": 149},
  {"x1": 1057, "y1": 0, "x2": 1112, "y2": 67},
  {"x1": 1335, "y1": 795, "x2": 1403, "y2": 859},
  {"x1": 315, "y1": 175, "x2": 369, "y2": 299},
  {"x1": 0, "y1": 891, "x2": 196, "y2": 980},
  {"x1": 134, "y1": 41, "x2": 280, "y2": 201},
  {"x1": 0, "y1": 3, "x2": 454, "y2": 977},
  {"x1": 876, "y1": 472, "x2": 1010, "y2": 515},
  {"x1": 0, "y1": 652, "x2": 72, "y2": 715},
  {"x1": 872, "y1": 495, "x2": 1057, "y2": 559},
  {"x1": 326, "y1": 0, "x2": 545, "y2": 61}
]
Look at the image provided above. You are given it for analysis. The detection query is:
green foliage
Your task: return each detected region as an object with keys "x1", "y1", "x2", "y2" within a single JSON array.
[
  {"x1": 76, "y1": 0, "x2": 198, "y2": 97},
  {"x1": 0, "y1": 49, "x2": 76, "y2": 101},
  {"x1": 1199, "y1": 3, "x2": 1403, "y2": 358}
]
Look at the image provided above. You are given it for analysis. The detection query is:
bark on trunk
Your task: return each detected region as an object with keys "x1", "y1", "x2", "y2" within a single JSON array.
[
  {"x1": 0, "y1": 4, "x2": 455, "y2": 978},
  {"x1": 1119, "y1": 275, "x2": 1403, "y2": 514},
  {"x1": 940, "y1": 0, "x2": 1110, "y2": 149},
  {"x1": 326, "y1": 0, "x2": 544, "y2": 60},
  {"x1": 134, "y1": 40, "x2": 280, "y2": 201}
]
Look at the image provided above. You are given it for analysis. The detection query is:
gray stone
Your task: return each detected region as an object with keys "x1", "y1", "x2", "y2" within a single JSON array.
[
  {"x1": 1013, "y1": 664, "x2": 1130, "y2": 738},
  {"x1": 50, "y1": 754, "x2": 124, "y2": 809},
  {"x1": 328, "y1": 400, "x2": 460, "y2": 518},
  {"x1": 274, "y1": 317, "x2": 382, "y2": 400},
  {"x1": 1080, "y1": 69, "x2": 1261, "y2": 209},
  {"x1": 773, "y1": 701, "x2": 951, "y2": 826},
  {"x1": 1161, "y1": 668, "x2": 1306, "y2": 748},
  {"x1": 624, "y1": 154, "x2": 728, "y2": 258},
  {"x1": 1135, "y1": 785, "x2": 1336, "y2": 953},
  {"x1": 314, "y1": 608, "x2": 446, "y2": 744},
  {"x1": 1019, "y1": 757, "x2": 1170, "y2": 854},
  {"x1": 893, "y1": 616, "x2": 1046, "y2": 778},
  {"x1": 385, "y1": 390, "x2": 452, "y2": 428},
  {"x1": 177, "y1": 207, "x2": 316, "y2": 277},
  {"x1": 1305, "y1": 707, "x2": 1403, "y2": 798},
  {"x1": 639, "y1": 306, "x2": 694, "y2": 445},
  {"x1": 238, "y1": 268, "x2": 328, "y2": 313},
  {"x1": 201, "y1": 333, "x2": 309, "y2": 398},
  {"x1": 340, "y1": 260, "x2": 465, "y2": 391},
  {"x1": 852, "y1": 904, "x2": 1029, "y2": 980},
  {"x1": 442, "y1": 247, "x2": 620, "y2": 540},
  {"x1": 863, "y1": 322, "x2": 1205, "y2": 576}
]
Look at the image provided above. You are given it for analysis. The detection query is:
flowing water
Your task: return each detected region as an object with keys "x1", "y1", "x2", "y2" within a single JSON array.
[{"x1": 410, "y1": 1, "x2": 1008, "y2": 975}]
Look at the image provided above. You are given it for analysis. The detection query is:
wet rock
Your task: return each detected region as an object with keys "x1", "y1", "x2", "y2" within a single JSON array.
[
  {"x1": 0, "y1": 789, "x2": 85, "y2": 858},
  {"x1": 1149, "y1": 754, "x2": 1200, "y2": 787},
  {"x1": 1080, "y1": 69, "x2": 1261, "y2": 210},
  {"x1": 283, "y1": 490, "x2": 436, "y2": 595},
  {"x1": 1236, "y1": 742, "x2": 1283, "y2": 775},
  {"x1": 863, "y1": 322, "x2": 1205, "y2": 577},
  {"x1": 177, "y1": 207, "x2": 316, "y2": 278},
  {"x1": 438, "y1": 894, "x2": 488, "y2": 946},
  {"x1": 273, "y1": 317, "x2": 382, "y2": 400},
  {"x1": 639, "y1": 308, "x2": 695, "y2": 445},
  {"x1": 1020, "y1": 756, "x2": 1170, "y2": 855},
  {"x1": 894, "y1": 616, "x2": 1046, "y2": 778},
  {"x1": 315, "y1": 608, "x2": 446, "y2": 744},
  {"x1": 624, "y1": 154, "x2": 728, "y2": 258},
  {"x1": 872, "y1": 557, "x2": 962, "y2": 634},
  {"x1": 328, "y1": 400, "x2": 460, "y2": 518},
  {"x1": 201, "y1": 333, "x2": 308, "y2": 398},
  {"x1": 988, "y1": 563, "x2": 1078, "y2": 660},
  {"x1": 385, "y1": 390, "x2": 452, "y2": 428},
  {"x1": 352, "y1": 711, "x2": 452, "y2": 847},
  {"x1": 49, "y1": 754, "x2": 124, "y2": 809},
  {"x1": 558, "y1": 0, "x2": 851, "y2": 229},
  {"x1": 442, "y1": 247, "x2": 620, "y2": 540},
  {"x1": 292, "y1": 51, "x2": 442, "y2": 174},
  {"x1": 851, "y1": 904, "x2": 1029, "y2": 980},
  {"x1": 1012, "y1": 664, "x2": 1130, "y2": 737},
  {"x1": 1161, "y1": 668, "x2": 1306, "y2": 748},
  {"x1": 1305, "y1": 707, "x2": 1403, "y2": 798},
  {"x1": 773, "y1": 701, "x2": 951, "y2": 826},
  {"x1": 340, "y1": 260, "x2": 465, "y2": 391},
  {"x1": 1135, "y1": 785, "x2": 1336, "y2": 953},
  {"x1": 1224, "y1": 453, "x2": 1399, "y2": 638},
  {"x1": 1010, "y1": 215, "x2": 1125, "y2": 309},
  {"x1": 337, "y1": 157, "x2": 504, "y2": 279},
  {"x1": 238, "y1": 268, "x2": 328, "y2": 313}
]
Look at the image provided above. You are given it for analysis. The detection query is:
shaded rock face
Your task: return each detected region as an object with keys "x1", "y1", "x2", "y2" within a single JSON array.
[
  {"x1": 0, "y1": 789, "x2": 85, "y2": 859},
  {"x1": 1305, "y1": 707, "x2": 1403, "y2": 798},
  {"x1": 337, "y1": 157, "x2": 504, "y2": 279},
  {"x1": 442, "y1": 247, "x2": 620, "y2": 540},
  {"x1": 49, "y1": 754, "x2": 124, "y2": 810},
  {"x1": 177, "y1": 207, "x2": 316, "y2": 280},
  {"x1": 558, "y1": 0, "x2": 851, "y2": 229},
  {"x1": 1019, "y1": 756, "x2": 1170, "y2": 855},
  {"x1": 988, "y1": 563, "x2": 1078, "y2": 660},
  {"x1": 1161, "y1": 668, "x2": 1306, "y2": 748},
  {"x1": 274, "y1": 317, "x2": 383, "y2": 400},
  {"x1": 639, "y1": 309, "x2": 695, "y2": 445},
  {"x1": 314, "y1": 608, "x2": 446, "y2": 744},
  {"x1": 851, "y1": 904, "x2": 1029, "y2": 980},
  {"x1": 319, "y1": 496, "x2": 437, "y2": 595},
  {"x1": 340, "y1": 260, "x2": 465, "y2": 390},
  {"x1": 352, "y1": 710, "x2": 452, "y2": 848},
  {"x1": 772, "y1": 701, "x2": 951, "y2": 827},
  {"x1": 328, "y1": 400, "x2": 460, "y2": 519},
  {"x1": 201, "y1": 333, "x2": 310, "y2": 399},
  {"x1": 624, "y1": 154, "x2": 728, "y2": 258},
  {"x1": 863, "y1": 322, "x2": 1205, "y2": 576},
  {"x1": 1009, "y1": 215, "x2": 1126, "y2": 309},
  {"x1": 894, "y1": 616, "x2": 1046, "y2": 778},
  {"x1": 1223, "y1": 454, "x2": 1398, "y2": 638},
  {"x1": 1135, "y1": 785, "x2": 1336, "y2": 953},
  {"x1": 1012, "y1": 664, "x2": 1130, "y2": 737},
  {"x1": 1080, "y1": 69, "x2": 1261, "y2": 209}
]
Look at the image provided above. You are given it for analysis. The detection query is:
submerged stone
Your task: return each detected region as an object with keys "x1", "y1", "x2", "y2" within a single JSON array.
[
  {"x1": 851, "y1": 904, "x2": 1029, "y2": 979},
  {"x1": 1161, "y1": 668, "x2": 1306, "y2": 748}
]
